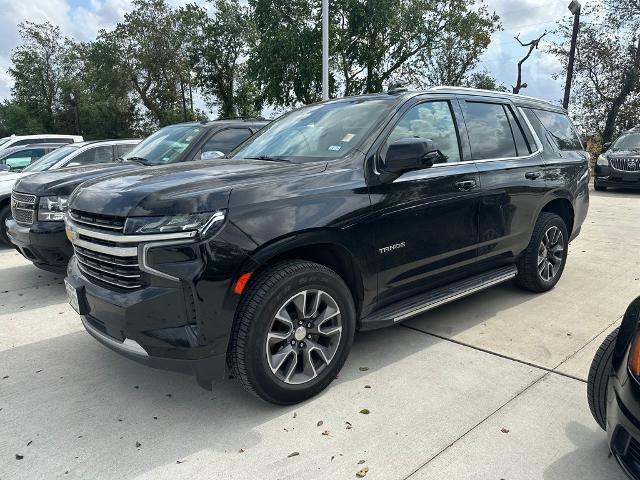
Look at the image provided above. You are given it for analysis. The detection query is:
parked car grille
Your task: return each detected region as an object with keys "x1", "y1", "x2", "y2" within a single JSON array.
[
  {"x1": 11, "y1": 191, "x2": 36, "y2": 225},
  {"x1": 610, "y1": 157, "x2": 640, "y2": 172},
  {"x1": 69, "y1": 209, "x2": 125, "y2": 232},
  {"x1": 75, "y1": 245, "x2": 144, "y2": 290}
]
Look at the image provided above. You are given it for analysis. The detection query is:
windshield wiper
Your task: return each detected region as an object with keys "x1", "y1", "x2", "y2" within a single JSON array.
[
  {"x1": 121, "y1": 156, "x2": 152, "y2": 166},
  {"x1": 245, "y1": 155, "x2": 291, "y2": 163}
]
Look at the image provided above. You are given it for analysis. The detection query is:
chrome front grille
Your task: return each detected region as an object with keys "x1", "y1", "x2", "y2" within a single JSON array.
[
  {"x1": 69, "y1": 209, "x2": 125, "y2": 232},
  {"x1": 67, "y1": 213, "x2": 197, "y2": 291},
  {"x1": 11, "y1": 191, "x2": 36, "y2": 225},
  {"x1": 610, "y1": 157, "x2": 640, "y2": 172}
]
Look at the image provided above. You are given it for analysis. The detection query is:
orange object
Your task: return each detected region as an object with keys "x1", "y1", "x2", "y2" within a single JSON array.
[
  {"x1": 233, "y1": 272, "x2": 253, "y2": 294},
  {"x1": 630, "y1": 334, "x2": 640, "y2": 377}
]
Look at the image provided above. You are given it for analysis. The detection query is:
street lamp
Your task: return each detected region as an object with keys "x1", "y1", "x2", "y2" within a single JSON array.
[
  {"x1": 563, "y1": 0, "x2": 581, "y2": 110},
  {"x1": 322, "y1": 0, "x2": 329, "y2": 100}
]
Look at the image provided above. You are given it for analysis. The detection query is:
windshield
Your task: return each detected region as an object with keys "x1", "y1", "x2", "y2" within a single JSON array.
[
  {"x1": 23, "y1": 145, "x2": 79, "y2": 172},
  {"x1": 231, "y1": 98, "x2": 396, "y2": 163},
  {"x1": 122, "y1": 124, "x2": 204, "y2": 166},
  {"x1": 612, "y1": 132, "x2": 640, "y2": 151}
]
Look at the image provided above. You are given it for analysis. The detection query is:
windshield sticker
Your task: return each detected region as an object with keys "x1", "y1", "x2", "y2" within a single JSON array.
[
  {"x1": 342, "y1": 133, "x2": 355, "y2": 142},
  {"x1": 328, "y1": 145, "x2": 342, "y2": 151}
]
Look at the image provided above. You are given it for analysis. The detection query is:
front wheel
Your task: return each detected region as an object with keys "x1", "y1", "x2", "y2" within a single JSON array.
[
  {"x1": 228, "y1": 260, "x2": 356, "y2": 404},
  {"x1": 515, "y1": 212, "x2": 568, "y2": 292},
  {"x1": 0, "y1": 204, "x2": 12, "y2": 246},
  {"x1": 587, "y1": 328, "x2": 618, "y2": 430}
]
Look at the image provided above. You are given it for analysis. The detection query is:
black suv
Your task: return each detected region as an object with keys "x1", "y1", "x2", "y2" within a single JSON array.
[
  {"x1": 64, "y1": 88, "x2": 590, "y2": 404},
  {"x1": 595, "y1": 127, "x2": 640, "y2": 191},
  {"x1": 7, "y1": 120, "x2": 267, "y2": 273}
]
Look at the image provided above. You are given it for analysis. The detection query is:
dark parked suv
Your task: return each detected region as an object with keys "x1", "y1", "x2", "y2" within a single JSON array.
[
  {"x1": 64, "y1": 87, "x2": 590, "y2": 404},
  {"x1": 7, "y1": 120, "x2": 267, "y2": 273},
  {"x1": 595, "y1": 126, "x2": 640, "y2": 191}
]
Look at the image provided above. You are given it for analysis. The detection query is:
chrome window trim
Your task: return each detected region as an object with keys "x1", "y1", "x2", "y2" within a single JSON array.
[{"x1": 68, "y1": 222, "x2": 197, "y2": 243}]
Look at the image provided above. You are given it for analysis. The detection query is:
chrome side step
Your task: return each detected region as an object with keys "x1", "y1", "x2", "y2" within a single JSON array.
[{"x1": 361, "y1": 265, "x2": 518, "y2": 330}]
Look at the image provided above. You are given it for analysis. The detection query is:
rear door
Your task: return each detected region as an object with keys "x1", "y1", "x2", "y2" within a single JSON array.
[
  {"x1": 368, "y1": 96, "x2": 481, "y2": 307},
  {"x1": 456, "y1": 96, "x2": 547, "y2": 267}
]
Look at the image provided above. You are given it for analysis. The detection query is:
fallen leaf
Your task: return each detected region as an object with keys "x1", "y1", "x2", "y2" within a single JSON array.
[
  {"x1": 35, "y1": 370, "x2": 42, "y2": 374},
  {"x1": 356, "y1": 466, "x2": 369, "y2": 477},
  {"x1": 15, "y1": 454, "x2": 24, "y2": 460},
  {"x1": 176, "y1": 459, "x2": 186, "y2": 464},
  {"x1": 359, "y1": 409, "x2": 370, "y2": 415},
  {"x1": 358, "y1": 460, "x2": 365, "y2": 464},
  {"x1": 345, "y1": 421, "x2": 353, "y2": 430},
  {"x1": 136, "y1": 441, "x2": 142, "y2": 448},
  {"x1": 364, "y1": 385, "x2": 371, "y2": 389},
  {"x1": 359, "y1": 367, "x2": 369, "y2": 372},
  {"x1": 317, "y1": 420, "x2": 323, "y2": 427},
  {"x1": 322, "y1": 430, "x2": 330, "y2": 436},
  {"x1": 26, "y1": 441, "x2": 32, "y2": 447},
  {"x1": 134, "y1": 386, "x2": 139, "y2": 389},
  {"x1": 331, "y1": 455, "x2": 335, "y2": 462},
  {"x1": 293, "y1": 412, "x2": 297, "y2": 418},
  {"x1": 239, "y1": 448, "x2": 246, "y2": 453},
  {"x1": 153, "y1": 416, "x2": 158, "y2": 420},
  {"x1": 500, "y1": 427, "x2": 510, "y2": 434},
  {"x1": 287, "y1": 451, "x2": 300, "y2": 458},
  {"x1": 2, "y1": 376, "x2": 8, "y2": 380},
  {"x1": 165, "y1": 394, "x2": 172, "y2": 398}
]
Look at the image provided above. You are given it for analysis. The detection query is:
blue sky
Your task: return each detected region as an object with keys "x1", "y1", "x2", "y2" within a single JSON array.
[{"x1": 0, "y1": 0, "x2": 586, "y2": 114}]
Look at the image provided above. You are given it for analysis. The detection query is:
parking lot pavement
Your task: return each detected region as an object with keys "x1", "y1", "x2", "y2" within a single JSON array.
[{"x1": 0, "y1": 185, "x2": 637, "y2": 479}]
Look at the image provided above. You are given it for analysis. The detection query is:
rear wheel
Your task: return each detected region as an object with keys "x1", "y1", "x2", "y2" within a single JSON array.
[
  {"x1": 587, "y1": 328, "x2": 618, "y2": 430},
  {"x1": 228, "y1": 260, "x2": 356, "y2": 404},
  {"x1": 0, "y1": 204, "x2": 11, "y2": 246}
]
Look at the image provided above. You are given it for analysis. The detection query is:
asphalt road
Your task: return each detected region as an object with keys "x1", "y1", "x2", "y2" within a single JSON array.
[{"x1": 0, "y1": 185, "x2": 637, "y2": 480}]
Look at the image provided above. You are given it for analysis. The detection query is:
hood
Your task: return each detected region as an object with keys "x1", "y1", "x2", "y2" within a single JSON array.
[
  {"x1": 13, "y1": 163, "x2": 141, "y2": 197},
  {"x1": 70, "y1": 159, "x2": 327, "y2": 217},
  {"x1": 0, "y1": 171, "x2": 31, "y2": 197}
]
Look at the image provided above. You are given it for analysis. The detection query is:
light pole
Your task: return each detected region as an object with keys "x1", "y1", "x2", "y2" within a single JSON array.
[
  {"x1": 563, "y1": 0, "x2": 581, "y2": 110},
  {"x1": 322, "y1": 0, "x2": 329, "y2": 100}
]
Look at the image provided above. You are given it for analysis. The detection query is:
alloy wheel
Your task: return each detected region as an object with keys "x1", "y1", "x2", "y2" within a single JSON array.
[
  {"x1": 265, "y1": 289, "x2": 342, "y2": 385},
  {"x1": 537, "y1": 225, "x2": 565, "y2": 282}
]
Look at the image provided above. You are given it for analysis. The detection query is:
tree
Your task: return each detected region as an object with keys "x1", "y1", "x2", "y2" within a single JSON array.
[
  {"x1": 180, "y1": 0, "x2": 262, "y2": 118},
  {"x1": 108, "y1": 0, "x2": 196, "y2": 127},
  {"x1": 8, "y1": 21, "x2": 76, "y2": 132},
  {"x1": 512, "y1": 32, "x2": 547, "y2": 94},
  {"x1": 550, "y1": 5, "x2": 640, "y2": 143},
  {"x1": 463, "y1": 71, "x2": 507, "y2": 92}
]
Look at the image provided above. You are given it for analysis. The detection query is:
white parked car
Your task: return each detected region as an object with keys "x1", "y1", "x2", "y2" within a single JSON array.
[{"x1": 0, "y1": 134, "x2": 83, "y2": 152}]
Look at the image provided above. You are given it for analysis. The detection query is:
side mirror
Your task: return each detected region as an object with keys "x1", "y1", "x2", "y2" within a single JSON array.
[
  {"x1": 0, "y1": 164, "x2": 9, "y2": 172},
  {"x1": 201, "y1": 150, "x2": 225, "y2": 161},
  {"x1": 602, "y1": 142, "x2": 612, "y2": 152},
  {"x1": 383, "y1": 137, "x2": 440, "y2": 178}
]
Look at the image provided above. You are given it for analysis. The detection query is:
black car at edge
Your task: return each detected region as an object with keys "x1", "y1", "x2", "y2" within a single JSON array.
[
  {"x1": 588, "y1": 298, "x2": 640, "y2": 479},
  {"x1": 595, "y1": 126, "x2": 640, "y2": 191},
  {"x1": 7, "y1": 119, "x2": 267, "y2": 273},
  {"x1": 64, "y1": 87, "x2": 590, "y2": 404}
]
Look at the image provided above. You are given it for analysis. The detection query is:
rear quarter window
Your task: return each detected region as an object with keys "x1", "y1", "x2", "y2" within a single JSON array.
[{"x1": 530, "y1": 109, "x2": 582, "y2": 151}]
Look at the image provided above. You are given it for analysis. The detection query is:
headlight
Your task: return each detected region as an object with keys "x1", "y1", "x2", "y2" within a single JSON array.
[
  {"x1": 596, "y1": 154, "x2": 609, "y2": 166},
  {"x1": 124, "y1": 210, "x2": 226, "y2": 236},
  {"x1": 38, "y1": 196, "x2": 69, "y2": 221}
]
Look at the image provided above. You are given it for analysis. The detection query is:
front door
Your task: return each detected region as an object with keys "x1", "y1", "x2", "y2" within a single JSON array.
[{"x1": 368, "y1": 97, "x2": 481, "y2": 308}]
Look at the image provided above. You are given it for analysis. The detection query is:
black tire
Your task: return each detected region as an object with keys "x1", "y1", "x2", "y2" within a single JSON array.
[
  {"x1": 594, "y1": 182, "x2": 607, "y2": 192},
  {"x1": 515, "y1": 212, "x2": 569, "y2": 292},
  {"x1": 587, "y1": 328, "x2": 619, "y2": 430},
  {"x1": 0, "y1": 203, "x2": 11, "y2": 246},
  {"x1": 228, "y1": 260, "x2": 356, "y2": 404}
]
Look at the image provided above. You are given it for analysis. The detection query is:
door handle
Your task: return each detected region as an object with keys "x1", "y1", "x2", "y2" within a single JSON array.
[
  {"x1": 455, "y1": 180, "x2": 477, "y2": 191},
  {"x1": 525, "y1": 171, "x2": 542, "y2": 180}
]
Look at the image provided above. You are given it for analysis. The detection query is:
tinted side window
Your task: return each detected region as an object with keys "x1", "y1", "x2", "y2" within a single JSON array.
[
  {"x1": 2, "y1": 148, "x2": 45, "y2": 168},
  {"x1": 204, "y1": 129, "x2": 252, "y2": 155},
  {"x1": 67, "y1": 146, "x2": 114, "y2": 166},
  {"x1": 462, "y1": 102, "x2": 519, "y2": 160},
  {"x1": 505, "y1": 106, "x2": 531, "y2": 156},
  {"x1": 384, "y1": 101, "x2": 461, "y2": 163},
  {"x1": 117, "y1": 143, "x2": 136, "y2": 158},
  {"x1": 532, "y1": 109, "x2": 582, "y2": 151},
  {"x1": 12, "y1": 139, "x2": 33, "y2": 146},
  {"x1": 43, "y1": 138, "x2": 74, "y2": 144}
]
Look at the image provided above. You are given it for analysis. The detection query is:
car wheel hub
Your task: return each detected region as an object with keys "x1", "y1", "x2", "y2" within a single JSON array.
[{"x1": 537, "y1": 226, "x2": 565, "y2": 282}]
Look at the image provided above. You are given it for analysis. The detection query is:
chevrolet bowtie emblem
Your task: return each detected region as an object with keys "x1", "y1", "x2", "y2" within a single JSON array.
[{"x1": 65, "y1": 226, "x2": 78, "y2": 242}]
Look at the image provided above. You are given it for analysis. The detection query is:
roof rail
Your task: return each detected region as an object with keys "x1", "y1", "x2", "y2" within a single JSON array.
[{"x1": 430, "y1": 86, "x2": 562, "y2": 108}]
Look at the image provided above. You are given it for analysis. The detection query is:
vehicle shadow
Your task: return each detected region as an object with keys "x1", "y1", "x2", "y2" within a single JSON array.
[
  {"x1": 543, "y1": 421, "x2": 627, "y2": 480},
  {"x1": 0, "y1": 264, "x2": 64, "y2": 315}
]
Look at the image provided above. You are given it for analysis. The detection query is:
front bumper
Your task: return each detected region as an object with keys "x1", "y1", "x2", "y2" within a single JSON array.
[
  {"x1": 607, "y1": 372, "x2": 640, "y2": 479},
  {"x1": 595, "y1": 166, "x2": 640, "y2": 189},
  {"x1": 6, "y1": 219, "x2": 73, "y2": 273},
  {"x1": 65, "y1": 231, "x2": 254, "y2": 386}
]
